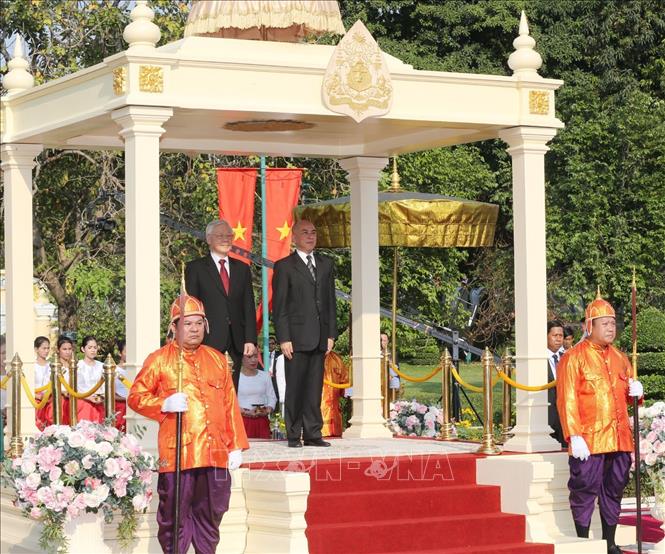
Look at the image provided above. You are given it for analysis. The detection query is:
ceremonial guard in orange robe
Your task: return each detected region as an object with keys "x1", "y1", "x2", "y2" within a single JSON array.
[
  {"x1": 128, "y1": 294, "x2": 249, "y2": 554},
  {"x1": 556, "y1": 293, "x2": 643, "y2": 554}
]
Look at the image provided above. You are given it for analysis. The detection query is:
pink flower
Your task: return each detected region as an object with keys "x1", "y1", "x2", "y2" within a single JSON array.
[
  {"x1": 102, "y1": 428, "x2": 119, "y2": 441},
  {"x1": 64, "y1": 461, "x2": 80, "y2": 476},
  {"x1": 21, "y1": 457, "x2": 37, "y2": 474},
  {"x1": 140, "y1": 470, "x2": 153, "y2": 485},
  {"x1": 647, "y1": 431, "x2": 658, "y2": 443},
  {"x1": 113, "y1": 478, "x2": 128, "y2": 498},
  {"x1": 29, "y1": 507, "x2": 43, "y2": 519},
  {"x1": 104, "y1": 458, "x2": 120, "y2": 478},
  {"x1": 25, "y1": 473, "x2": 41, "y2": 490},
  {"x1": 81, "y1": 455, "x2": 94, "y2": 469},
  {"x1": 121, "y1": 435, "x2": 141, "y2": 457},
  {"x1": 95, "y1": 441, "x2": 113, "y2": 457},
  {"x1": 640, "y1": 439, "x2": 652, "y2": 455},
  {"x1": 417, "y1": 405, "x2": 428, "y2": 415},
  {"x1": 84, "y1": 477, "x2": 102, "y2": 490},
  {"x1": 117, "y1": 458, "x2": 133, "y2": 479},
  {"x1": 645, "y1": 453, "x2": 658, "y2": 466},
  {"x1": 36, "y1": 446, "x2": 63, "y2": 473},
  {"x1": 36, "y1": 486, "x2": 56, "y2": 508},
  {"x1": 131, "y1": 494, "x2": 148, "y2": 511},
  {"x1": 49, "y1": 467, "x2": 62, "y2": 482}
]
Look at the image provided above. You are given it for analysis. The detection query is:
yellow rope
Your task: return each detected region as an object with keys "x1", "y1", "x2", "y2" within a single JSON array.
[
  {"x1": 0, "y1": 372, "x2": 11, "y2": 390},
  {"x1": 324, "y1": 378, "x2": 351, "y2": 389},
  {"x1": 119, "y1": 376, "x2": 133, "y2": 389},
  {"x1": 450, "y1": 364, "x2": 484, "y2": 393},
  {"x1": 58, "y1": 374, "x2": 105, "y2": 399},
  {"x1": 390, "y1": 363, "x2": 442, "y2": 383},
  {"x1": 495, "y1": 370, "x2": 557, "y2": 391},
  {"x1": 35, "y1": 383, "x2": 51, "y2": 393},
  {"x1": 20, "y1": 375, "x2": 52, "y2": 409}
]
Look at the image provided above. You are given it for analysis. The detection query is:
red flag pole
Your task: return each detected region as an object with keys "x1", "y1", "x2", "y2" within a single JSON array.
[{"x1": 631, "y1": 267, "x2": 642, "y2": 554}]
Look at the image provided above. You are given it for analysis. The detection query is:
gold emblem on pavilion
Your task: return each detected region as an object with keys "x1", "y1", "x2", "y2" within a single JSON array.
[
  {"x1": 112, "y1": 67, "x2": 127, "y2": 95},
  {"x1": 138, "y1": 65, "x2": 163, "y2": 93},
  {"x1": 529, "y1": 90, "x2": 549, "y2": 115},
  {"x1": 322, "y1": 20, "x2": 392, "y2": 123}
]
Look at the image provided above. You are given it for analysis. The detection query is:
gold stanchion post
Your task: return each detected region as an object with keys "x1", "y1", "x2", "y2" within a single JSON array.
[
  {"x1": 381, "y1": 342, "x2": 389, "y2": 418},
  {"x1": 9, "y1": 354, "x2": 24, "y2": 458},
  {"x1": 476, "y1": 348, "x2": 501, "y2": 455},
  {"x1": 50, "y1": 355, "x2": 63, "y2": 426},
  {"x1": 439, "y1": 349, "x2": 455, "y2": 440},
  {"x1": 500, "y1": 349, "x2": 513, "y2": 444},
  {"x1": 68, "y1": 357, "x2": 78, "y2": 426},
  {"x1": 103, "y1": 354, "x2": 117, "y2": 421}
]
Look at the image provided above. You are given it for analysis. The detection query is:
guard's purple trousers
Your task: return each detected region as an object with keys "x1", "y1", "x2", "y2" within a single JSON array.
[
  {"x1": 157, "y1": 467, "x2": 232, "y2": 554},
  {"x1": 568, "y1": 451, "x2": 631, "y2": 527}
]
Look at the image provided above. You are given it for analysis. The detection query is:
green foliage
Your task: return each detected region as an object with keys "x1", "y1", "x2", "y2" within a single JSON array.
[
  {"x1": 636, "y1": 308, "x2": 665, "y2": 352},
  {"x1": 638, "y1": 353, "x2": 665, "y2": 377},
  {"x1": 641, "y1": 374, "x2": 665, "y2": 405}
]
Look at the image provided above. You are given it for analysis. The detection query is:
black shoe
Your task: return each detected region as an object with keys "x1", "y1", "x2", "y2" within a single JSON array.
[
  {"x1": 607, "y1": 546, "x2": 623, "y2": 554},
  {"x1": 287, "y1": 439, "x2": 302, "y2": 448},
  {"x1": 303, "y1": 439, "x2": 331, "y2": 447}
]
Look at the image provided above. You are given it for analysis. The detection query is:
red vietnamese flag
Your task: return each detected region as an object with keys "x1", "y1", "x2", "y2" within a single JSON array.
[
  {"x1": 256, "y1": 168, "x2": 302, "y2": 329},
  {"x1": 216, "y1": 168, "x2": 256, "y2": 263}
]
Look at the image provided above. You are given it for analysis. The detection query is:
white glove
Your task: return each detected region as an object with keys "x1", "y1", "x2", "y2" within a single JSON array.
[
  {"x1": 162, "y1": 392, "x2": 188, "y2": 413},
  {"x1": 570, "y1": 435, "x2": 591, "y2": 461},
  {"x1": 629, "y1": 379, "x2": 644, "y2": 398},
  {"x1": 228, "y1": 449, "x2": 242, "y2": 470}
]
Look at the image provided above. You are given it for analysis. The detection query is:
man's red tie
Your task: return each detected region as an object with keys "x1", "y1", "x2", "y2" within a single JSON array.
[{"x1": 219, "y1": 259, "x2": 229, "y2": 294}]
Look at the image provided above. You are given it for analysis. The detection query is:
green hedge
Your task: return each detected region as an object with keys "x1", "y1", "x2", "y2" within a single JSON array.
[
  {"x1": 638, "y1": 352, "x2": 665, "y2": 376},
  {"x1": 641, "y1": 374, "x2": 665, "y2": 404},
  {"x1": 620, "y1": 306, "x2": 665, "y2": 352}
]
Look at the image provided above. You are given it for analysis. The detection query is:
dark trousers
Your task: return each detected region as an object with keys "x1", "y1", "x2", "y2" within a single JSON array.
[
  {"x1": 284, "y1": 350, "x2": 324, "y2": 441},
  {"x1": 157, "y1": 467, "x2": 232, "y2": 554},
  {"x1": 568, "y1": 451, "x2": 631, "y2": 527}
]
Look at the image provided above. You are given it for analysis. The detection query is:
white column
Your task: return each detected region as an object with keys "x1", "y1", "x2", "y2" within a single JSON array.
[
  {"x1": 1, "y1": 143, "x2": 43, "y2": 441},
  {"x1": 112, "y1": 107, "x2": 172, "y2": 451},
  {"x1": 338, "y1": 156, "x2": 391, "y2": 439},
  {"x1": 499, "y1": 126, "x2": 561, "y2": 453}
]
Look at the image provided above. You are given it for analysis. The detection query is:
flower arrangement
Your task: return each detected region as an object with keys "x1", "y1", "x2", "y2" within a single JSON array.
[
  {"x1": 389, "y1": 399, "x2": 442, "y2": 437},
  {"x1": 634, "y1": 401, "x2": 665, "y2": 513},
  {"x1": 2, "y1": 420, "x2": 157, "y2": 553}
]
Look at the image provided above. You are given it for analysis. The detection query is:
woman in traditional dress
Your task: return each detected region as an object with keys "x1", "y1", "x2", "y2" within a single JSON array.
[
  {"x1": 70, "y1": 335, "x2": 105, "y2": 423},
  {"x1": 34, "y1": 336, "x2": 54, "y2": 430},
  {"x1": 113, "y1": 338, "x2": 128, "y2": 432},
  {"x1": 237, "y1": 350, "x2": 276, "y2": 439}
]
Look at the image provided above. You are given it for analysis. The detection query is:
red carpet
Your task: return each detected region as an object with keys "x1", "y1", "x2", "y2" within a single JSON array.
[{"x1": 251, "y1": 454, "x2": 553, "y2": 553}]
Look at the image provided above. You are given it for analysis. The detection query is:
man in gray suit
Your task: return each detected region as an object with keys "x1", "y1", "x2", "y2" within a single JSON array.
[{"x1": 272, "y1": 220, "x2": 337, "y2": 448}]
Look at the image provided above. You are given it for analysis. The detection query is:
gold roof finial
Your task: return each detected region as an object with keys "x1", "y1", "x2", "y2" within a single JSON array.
[
  {"x1": 596, "y1": 285, "x2": 602, "y2": 299},
  {"x1": 632, "y1": 267, "x2": 636, "y2": 288},
  {"x1": 389, "y1": 156, "x2": 402, "y2": 192}
]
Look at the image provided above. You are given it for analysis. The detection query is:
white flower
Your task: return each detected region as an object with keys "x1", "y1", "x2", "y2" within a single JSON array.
[
  {"x1": 83, "y1": 484, "x2": 109, "y2": 508},
  {"x1": 83, "y1": 439, "x2": 97, "y2": 451},
  {"x1": 81, "y1": 454, "x2": 94, "y2": 469},
  {"x1": 64, "y1": 461, "x2": 80, "y2": 476},
  {"x1": 25, "y1": 473, "x2": 42, "y2": 490},
  {"x1": 103, "y1": 458, "x2": 120, "y2": 478},
  {"x1": 21, "y1": 458, "x2": 37, "y2": 475},
  {"x1": 95, "y1": 441, "x2": 113, "y2": 457},
  {"x1": 132, "y1": 494, "x2": 148, "y2": 511},
  {"x1": 67, "y1": 431, "x2": 85, "y2": 448}
]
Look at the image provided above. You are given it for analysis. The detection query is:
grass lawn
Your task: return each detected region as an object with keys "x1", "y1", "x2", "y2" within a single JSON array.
[{"x1": 398, "y1": 361, "x2": 509, "y2": 426}]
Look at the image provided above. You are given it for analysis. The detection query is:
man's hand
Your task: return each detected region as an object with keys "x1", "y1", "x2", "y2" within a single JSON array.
[
  {"x1": 280, "y1": 341, "x2": 293, "y2": 360},
  {"x1": 570, "y1": 435, "x2": 590, "y2": 461},
  {"x1": 327, "y1": 338, "x2": 335, "y2": 353},
  {"x1": 162, "y1": 392, "x2": 188, "y2": 413},
  {"x1": 228, "y1": 449, "x2": 243, "y2": 471},
  {"x1": 243, "y1": 342, "x2": 256, "y2": 356},
  {"x1": 629, "y1": 378, "x2": 644, "y2": 398}
]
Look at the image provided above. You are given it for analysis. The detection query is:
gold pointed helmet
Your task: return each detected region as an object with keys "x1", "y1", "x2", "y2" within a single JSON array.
[
  {"x1": 169, "y1": 294, "x2": 207, "y2": 327},
  {"x1": 584, "y1": 288, "x2": 615, "y2": 334}
]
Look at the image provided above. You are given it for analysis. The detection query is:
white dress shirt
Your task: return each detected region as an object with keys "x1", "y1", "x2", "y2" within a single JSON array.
[
  {"x1": 296, "y1": 249, "x2": 315, "y2": 268},
  {"x1": 547, "y1": 347, "x2": 565, "y2": 379},
  {"x1": 34, "y1": 362, "x2": 51, "y2": 388},
  {"x1": 210, "y1": 252, "x2": 230, "y2": 279},
  {"x1": 68, "y1": 360, "x2": 104, "y2": 394},
  {"x1": 238, "y1": 370, "x2": 277, "y2": 410}
]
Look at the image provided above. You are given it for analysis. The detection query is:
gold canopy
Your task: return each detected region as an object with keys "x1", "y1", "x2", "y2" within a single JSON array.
[
  {"x1": 297, "y1": 191, "x2": 499, "y2": 248},
  {"x1": 185, "y1": 1, "x2": 346, "y2": 42}
]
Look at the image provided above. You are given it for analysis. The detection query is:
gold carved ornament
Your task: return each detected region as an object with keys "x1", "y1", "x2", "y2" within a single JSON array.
[
  {"x1": 112, "y1": 67, "x2": 127, "y2": 95},
  {"x1": 139, "y1": 65, "x2": 163, "y2": 93},
  {"x1": 322, "y1": 20, "x2": 392, "y2": 122},
  {"x1": 529, "y1": 90, "x2": 549, "y2": 115}
]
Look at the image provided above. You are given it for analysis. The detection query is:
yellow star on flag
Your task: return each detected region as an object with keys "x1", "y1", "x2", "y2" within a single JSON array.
[
  {"x1": 276, "y1": 220, "x2": 292, "y2": 240},
  {"x1": 232, "y1": 221, "x2": 246, "y2": 241}
]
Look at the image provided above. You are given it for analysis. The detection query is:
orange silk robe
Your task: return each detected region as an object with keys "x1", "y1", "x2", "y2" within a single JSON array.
[
  {"x1": 556, "y1": 339, "x2": 634, "y2": 455},
  {"x1": 128, "y1": 342, "x2": 249, "y2": 473}
]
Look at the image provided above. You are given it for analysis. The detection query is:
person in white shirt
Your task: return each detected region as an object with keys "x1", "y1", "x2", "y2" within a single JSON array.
[
  {"x1": 67, "y1": 335, "x2": 105, "y2": 423},
  {"x1": 546, "y1": 320, "x2": 566, "y2": 447},
  {"x1": 237, "y1": 350, "x2": 277, "y2": 438},
  {"x1": 267, "y1": 336, "x2": 286, "y2": 415},
  {"x1": 34, "y1": 336, "x2": 54, "y2": 430}
]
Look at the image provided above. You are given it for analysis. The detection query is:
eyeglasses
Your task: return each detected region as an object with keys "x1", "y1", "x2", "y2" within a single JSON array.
[{"x1": 209, "y1": 233, "x2": 234, "y2": 241}]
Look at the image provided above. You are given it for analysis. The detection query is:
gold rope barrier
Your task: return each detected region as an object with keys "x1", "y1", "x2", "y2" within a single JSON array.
[
  {"x1": 450, "y1": 363, "x2": 500, "y2": 392},
  {"x1": 390, "y1": 362, "x2": 441, "y2": 383},
  {"x1": 20, "y1": 375, "x2": 53, "y2": 409},
  {"x1": 120, "y1": 376, "x2": 133, "y2": 389},
  {"x1": 35, "y1": 382, "x2": 50, "y2": 393},
  {"x1": 494, "y1": 369, "x2": 557, "y2": 391},
  {"x1": 0, "y1": 373, "x2": 11, "y2": 390},
  {"x1": 58, "y1": 374, "x2": 105, "y2": 399}
]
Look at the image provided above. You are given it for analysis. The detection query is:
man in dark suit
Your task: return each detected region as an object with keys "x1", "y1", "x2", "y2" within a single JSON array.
[
  {"x1": 185, "y1": 219, "x2": 257, "y2": 389},
  {"x1": 546, "y1": 319, "x2": 567, "y2": 448},
  {"x1": 272, "y1": 220, "x2": 337, "y2": 448}
]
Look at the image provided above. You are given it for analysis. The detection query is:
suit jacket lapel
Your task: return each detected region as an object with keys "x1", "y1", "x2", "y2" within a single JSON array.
[
  {"x1": 294, "y1": 252, "x2": 316, "y2": 283},
  {"x1": 204, "y1": 255, "x2": 227, "y2": 296}
]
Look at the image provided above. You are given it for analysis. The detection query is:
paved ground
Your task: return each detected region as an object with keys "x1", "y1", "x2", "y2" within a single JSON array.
[{"x1": 243, "y1": 436, "x2": 480, "y2": 463}]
